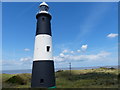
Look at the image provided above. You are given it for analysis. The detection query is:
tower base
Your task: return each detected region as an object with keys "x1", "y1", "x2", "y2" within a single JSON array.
[{"x1": 31, "y1": 60, "x2": 56, "y2": 88}]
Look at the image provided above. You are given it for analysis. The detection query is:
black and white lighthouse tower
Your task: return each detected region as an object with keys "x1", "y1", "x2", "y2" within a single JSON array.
[{"x1": 31, "y1": 2, "x2": 56, "y2": 88}]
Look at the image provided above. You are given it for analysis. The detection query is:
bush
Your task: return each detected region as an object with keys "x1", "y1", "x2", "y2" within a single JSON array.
[
  {"x1": 56, "y1": 70, "x2": 64, "y2": 73},
  {"x1": 6, "y1": 74, "x2": 31, "y2": 85}
]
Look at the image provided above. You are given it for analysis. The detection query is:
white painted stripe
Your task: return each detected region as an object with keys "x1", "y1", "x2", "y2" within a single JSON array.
[
  {"x1": 1, "y1": 0, "x2": 119, "y2": 2},
  {"x1": 33, "y1": 34, "x2": 53, "y2": 61}
]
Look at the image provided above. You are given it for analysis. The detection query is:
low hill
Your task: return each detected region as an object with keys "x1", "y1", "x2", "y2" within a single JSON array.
[{"x1": 2, "y1": 67, "x2": 119, "y2": 88}]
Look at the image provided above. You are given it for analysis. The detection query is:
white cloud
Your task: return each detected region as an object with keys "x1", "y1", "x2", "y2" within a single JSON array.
[
  {"x1": 81, "y1": 44, "x2": 88, "y2": 51},
  {"x1": 59, "y1": 53, "x2": 64, "y2": 57},
  {"x1": 62, "y1": 49, "x2": 68, "y2": 53},
  {"x1": 54, "y1": 56, "x2": 64, "y2": 62},
  {"x1": 2, "y1": 58, "x2": 33, "y2": 70},
  {"x1": 20, "y1": 57, "x2": 32, "y2": 61},
  {"x1": 24, "y1": 48, "x2": 30, "y2": 51},
  {"x1": 70, "y1": 51, "x2": 74, "y2": 54},
  {"x1": 107, "y1": 33, "x2": 118, "y2": 38},
  {"x1": 61, "y1": 49, "x2": 74, "y2": 54},
  {"x1": 77, "y1": 50, "x2": 81, "y2": 53},
  {"x1": 2, "y1": 60, "x2": 21, "y2": 66},
  {"x1": 54, "y1": 51, "x2": 110, "y2": 62},
  {"x1": 61, "y1": 49, "x2": 80, "y2": 55}
]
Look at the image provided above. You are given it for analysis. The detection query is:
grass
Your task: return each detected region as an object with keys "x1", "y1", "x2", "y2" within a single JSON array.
[
  {"x1": 1, "y1": 67, "x2": 119, "y2": 88},
  {"x1": 2, "y1": 73, "x2": 31, "y2": 88}
]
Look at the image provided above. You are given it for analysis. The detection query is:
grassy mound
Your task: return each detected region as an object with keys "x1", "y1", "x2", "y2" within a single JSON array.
[{"x1": 6, "y1": 73, "x2": 31, "y2": 85}]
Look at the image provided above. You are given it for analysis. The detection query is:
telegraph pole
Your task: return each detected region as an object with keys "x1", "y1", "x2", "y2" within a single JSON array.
[{"x1": 69, "y1": 62, "x2": 71, "y2": 76}]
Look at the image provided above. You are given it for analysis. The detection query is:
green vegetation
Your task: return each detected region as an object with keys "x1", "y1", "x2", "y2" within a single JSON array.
[
  {"x1": 1, "y1": 67, "x2": 119, "y2": 88},
  {"x1": 2, "y1": 73, "x2": 31, "y2": 88}
]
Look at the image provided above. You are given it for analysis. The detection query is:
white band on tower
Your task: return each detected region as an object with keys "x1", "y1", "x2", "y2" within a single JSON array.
[{"x1": 33, "y1": 34, "x2": 53, "y2": 61}]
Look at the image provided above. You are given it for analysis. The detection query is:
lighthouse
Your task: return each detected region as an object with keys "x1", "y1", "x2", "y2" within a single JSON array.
[{"x1": 31, "y1": 2, "x2": 56, "y2": 88}]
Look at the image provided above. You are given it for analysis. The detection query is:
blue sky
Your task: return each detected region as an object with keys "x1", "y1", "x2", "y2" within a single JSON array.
[{"x1": 2, "y1": 2, "x2": 118, "y2": 70}]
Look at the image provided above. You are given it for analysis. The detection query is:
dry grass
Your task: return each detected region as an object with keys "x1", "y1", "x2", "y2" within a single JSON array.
[{"x1": 2, "y1": 67, "x2": 119, "y2": 88}]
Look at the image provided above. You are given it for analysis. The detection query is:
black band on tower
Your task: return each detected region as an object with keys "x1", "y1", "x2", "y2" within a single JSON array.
[
  {"x1": 36, "y1": 13, "x2": 52, "y2": 36},
  {"x1": 31, "y1": 60, "x2": 56, "y2": 88}
]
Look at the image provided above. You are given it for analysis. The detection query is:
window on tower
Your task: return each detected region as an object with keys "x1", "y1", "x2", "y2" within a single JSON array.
[
  {"x1": 40, "y1": 79, "x2": 44, "y2": 84},
  {"x1": 42, "y1": 17, "x2": 45, "y2": 21},
  {"x1": 46, "y1": 46, "x2": 50, "y2": 52}
]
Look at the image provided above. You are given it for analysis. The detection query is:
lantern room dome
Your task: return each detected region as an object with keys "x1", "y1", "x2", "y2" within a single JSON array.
[
  {"x1": 39, "y1": 2, "x2": 48, "y2": 7},
  {"x1": 37, "y1": 2, "x2": 51, "y2": 15}
]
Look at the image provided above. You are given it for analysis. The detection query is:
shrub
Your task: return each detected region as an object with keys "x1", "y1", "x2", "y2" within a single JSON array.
[
  {"x1": 6, "y1": 74, "x2": 31, "y2": 85},
  {"x1": 56, "y1": 70, "x2": 64, "y2": 73}
]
